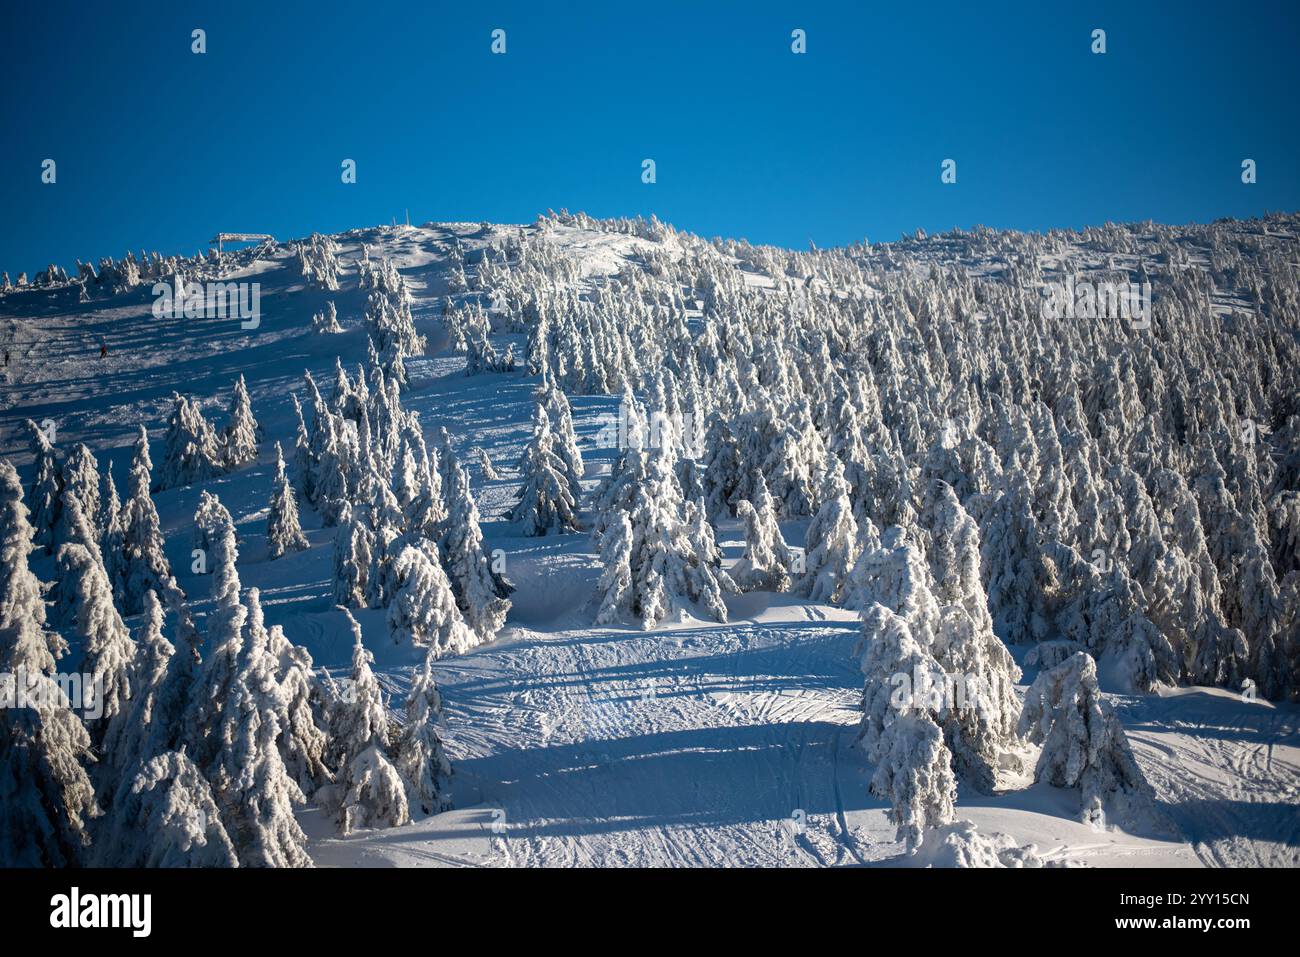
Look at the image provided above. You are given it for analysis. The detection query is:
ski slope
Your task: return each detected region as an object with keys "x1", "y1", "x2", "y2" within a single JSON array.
[{"x1": 2, "y1": 219, "x2": 1297, "y2": 867}]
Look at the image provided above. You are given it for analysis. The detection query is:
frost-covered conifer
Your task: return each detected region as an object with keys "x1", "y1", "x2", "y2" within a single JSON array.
[
  {"x1": 441, "y1": 459, "x2": 512, "y2": 640},
  {"x1": 97, "y1": 749, "x2": 237, "y2": 867},
  {"x1": 613, "y1": 442, "x2": 733, "y2": 629},
  {"x1": 328, "y1": 609, "x2": 411, "y2": 835},
  {"x1": 1018, "y1": 651, "x2": 1154, "y2": 824},
  {"x1": 475, "y1": 446, "x2": 500, "y2": 481},
  {"x1": 312, "y1": 300, "x2": 343, "y2": 334},
  {"x1": 396, "y1": 651, "x2": 453, "y2": 815},
  {"x1": 25, "y1": 418, "x2": 61, "y2": 553},
  {"x1": 510, "y1": 402, "x2": 580, "y2": 535},
  {"x1": 333, "y1": 512, "x2": 373, "y2": 608},
  {"x1": 221, "y1": 374, "x2": 260, "y2": 469},
  {"x1": 156, "y1": 393, "x2": 222, "y2": 490},
  {"x1": 0, "y1": 460, "x2": 98, "y2": 866},
  {"x1": 595, "y1": 510, "x2": 635, "y2": 625},
  {"x1": 266, "y1": 442, "x2": 309, "y2": 559},
  {"x1": 60, "y1": 442, "x2": 101, "y2": 541},
  {"x1": 58, "y1": 540, "x2": 136, "y2": 741},
  {"x1": 795, "y1": 454, "x2": 860, "y2": 603},
  {"x1": 117, "y1": 426, "x2": 178, "y2": 615},
  {"x1": 387, "y1": 543, "x2": 476, "y2": 656},
  {"x1": 730, "y1": 472, "x2": 793, "y2": 593},
  {"x1": 203, "y1": 584, "x2": 312, "y2": 867}
]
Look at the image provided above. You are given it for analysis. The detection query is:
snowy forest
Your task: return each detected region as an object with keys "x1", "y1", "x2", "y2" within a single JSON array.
[{"x1": 0, "y1": 210, "x2": 1297, "y2": 868}]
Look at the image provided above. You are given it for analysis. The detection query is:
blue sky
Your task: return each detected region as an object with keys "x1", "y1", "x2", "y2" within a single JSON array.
[{"x1": 1, "y1": 1, "x2": 1297, "y2": 274}]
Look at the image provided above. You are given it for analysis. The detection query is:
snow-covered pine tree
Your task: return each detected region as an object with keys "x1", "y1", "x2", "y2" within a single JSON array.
[
  {"x1": 795, "y1": 453, "x2": 860, "y2": 603},
  {"x1": 922, "y1": 481, "x2": 1024, "y2": 791},
  {"x1": 155, "y1": 393, "x2": 222, "y2": 490},
  {"x1": 440, "y1": 458, "x2": 513, "y2": 641},
  {"x1": 98, "y1": 587, "x2": 171, "y2": 795},
  {"x1": 475, "y1": 446, "x2": 501, "y2": 481},
  {"x1": 332, "y1": 511, "x2": 373, "y2": 608},
  {"x1": 328, "y1": 608, "x2": 411, "y2": 835},
  {"x1": 539, "y1": 379, "x2": 585, "y2": 499},
  {"x1": 615, "y1": 440, "x2": 733, "y2": 629},
  {"x1": 1018, "y1": 651, "x2": 1155, "y2": 825},
  {"x1": 509, "y1": 401, "x2": 580, "y2": 535},
  {"x1": 291, "y1": 392, "x2": 315, "y2": 501},
  {"x1": 387, "y1": 543, "x2": 477, "y2": 656},
  {"x1": 96, "y1": 749, "x2": 237, "y2": 867},
  {"x1": 0, "y1": 460, "x2": 98, "y2": 866},
  {"x1": 871, "y1": 712, "x2": 958, "y2": 852},
  {"x1": 730, "y1": 472, "x2": 794, "y2": 593},
  {"x1": 594, "y1": 510, "x2": 635, "y2": 625},
  {"x1": 60, "y1": 442, "x2": 101, "y2": 541},
  {"x1": 266, "y1": 442, "x2": 309, "y2": 559},
  {"x1": 221, "y1": 374, "x2": 260, "y2": 469},
  {"x1": 117, "y1": 426, "x2": 179, "y2": 615},
  {"x1": 58, "y1": 540, "x2": 136, "y2": 743},
  {"x1": 265, "y1": 615, "x2": 330, "y2": 796},
  {"x1": 395, "y1": 650, "x2": 454, "y2": 815},
  {"x1": 311, "y1": 301, "x2": 343, "y2": 334},
  {"x1": 48, "y1": 491, "x2": 103, "y2": 626},
  {"x1": 25, "y1": 418, "x2": 61, "y2": 553},
  {"x1": 202, "y1": 585, "x2": 313, "y2": 867}
]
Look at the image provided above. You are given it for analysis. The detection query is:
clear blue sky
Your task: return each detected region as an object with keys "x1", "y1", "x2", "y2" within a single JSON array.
[{"x1": 2, "y1": 1, "x2": 1297, "y2": 275}]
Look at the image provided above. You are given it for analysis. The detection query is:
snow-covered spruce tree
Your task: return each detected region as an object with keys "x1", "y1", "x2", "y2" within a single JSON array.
[
  {"x1": 613, "y1": 440, "x2": 733, "y2": 629},
  {"x1": 510, "y1": 402, "x2": 580, "y2": 535},
  {"x1": 594, "y1": 511, "x2": 635, "y2": 625},
  {"x1": 795, "y1": 453, "x2": 860, "y2": 603},
  {"x1": 266, "y1": 442, "x2": 309, "y2": 559},
  {"x1": 192, "y1": 489, "x2": 234, "y2": 553},
  {"x1": 871, "y1": 712, "x2": 958, "y2": 852},
  {"x1": 333, "y1": 509, "x2": 374, "y2": 608},
  {"x1": 48, "y1": 491, "x2": 103, "y2": 626},
  {"x1": 387, "y1": 543, "x2": 477, "y2": 656},
  {"x1": 25, "y1": 418, "x2": 61, "y2": 553},
  {"x1": 0, "y1": 460, "x2": 98, "y2": 866},
  {"x1": 155, "y1": 392, "x2": 222, "y2": 490},
  {"x1": 311, "y1": 301, "x2": 343, "y2": 334},
  {"x1": 475, "y1": 446, "x2": 500, "y2": 480},
  {"x1": 922, "y1": 481, "x2": 1024, "y2": 791},
  {"x1": 291, "y1": 392, "x2": 314, "y2": 501},
  {"x1": 730, "y1": 472, "x2": 794, "y2": 593},
  {"x1": 265, "y1": 613, "x2": 330, "y2": 796},
  {"x1": 1018, "y1": 651, "x2": 1155, "y2": 825},
  {"x1": 538, "y1": 378, "x2": 585, "y2": 499},
  {"x1": 58, "y1": 541, "x2": 136, "y2": 743},
  {"x1": 855, "y1": 527, "x2": 1021, "y2": 793},
  {"x1": 96, "y1": 749, "x2": 237, "y2": 867},
  {"x1": 117, "y1": 426, "x2": 179, "y2": 615},
  {"x1": 98, "y1": 587, "x2": 171, "y2": 795},
  {"x1": 201, "y1": 584, "x2": 313, "y2": 867},
  {"x1": 99, "y1": 466, "x2": 121, "y2": 544},
  {"x1": 395, "y1": 650, "x2": 454, "y2": 815},
  {"x1": 328, "y1": 609, "x2": 411, "y2": 835},
  {"x1": 183, "y1": 503, "x2": 247, "y2": 767},
  {"x1": 221, "y1": 374, "x2": 260, "y2": 469},
  {"x1": 440, "y1": 458, "x2": 513, "y2": 641},
  {"x1": 60, "y1": 442, "x2": 101, "y2": 541}
]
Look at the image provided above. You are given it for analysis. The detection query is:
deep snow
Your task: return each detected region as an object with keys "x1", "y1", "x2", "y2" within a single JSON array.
[{"x1": 2, "y1": 219, "x2": 1296, "y2": 867}]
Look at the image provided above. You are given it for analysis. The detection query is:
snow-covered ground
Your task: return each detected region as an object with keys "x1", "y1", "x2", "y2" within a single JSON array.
[{"x1": 3, "y1": 217, "x2": 1297, "y2": 867}]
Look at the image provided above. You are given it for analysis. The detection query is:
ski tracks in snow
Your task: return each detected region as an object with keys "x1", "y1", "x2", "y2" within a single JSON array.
[{"x1": 426, "y1": 619, "x2": 873, "y2": 867}]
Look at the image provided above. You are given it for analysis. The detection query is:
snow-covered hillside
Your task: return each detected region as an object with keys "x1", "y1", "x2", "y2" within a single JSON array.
[{"x1": 1, "y1": 212, "x2": 1297, "y2": 868}]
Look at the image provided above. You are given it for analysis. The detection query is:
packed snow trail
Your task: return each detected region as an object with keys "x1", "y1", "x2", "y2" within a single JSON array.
[
  {"x1": 1120, "y1": 689, "x2": 1300, "y2": 868},
  {"x1": 313, "y1": 608, "x2": 896, "y2": 868}
]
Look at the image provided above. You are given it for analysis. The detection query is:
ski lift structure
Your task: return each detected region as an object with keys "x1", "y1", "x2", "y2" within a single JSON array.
[{"x1": 209, "y1": 232, "x2": 275, "y2": 259}]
